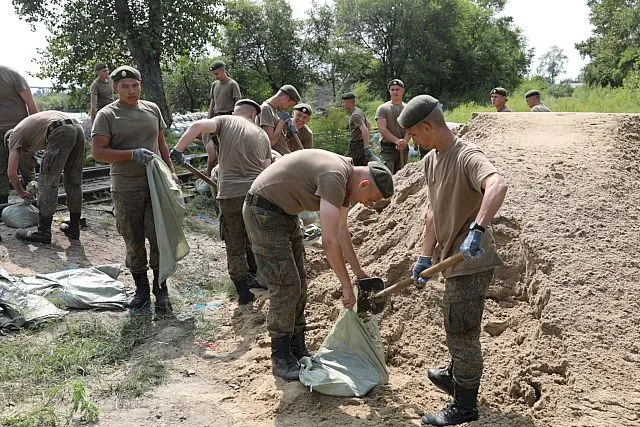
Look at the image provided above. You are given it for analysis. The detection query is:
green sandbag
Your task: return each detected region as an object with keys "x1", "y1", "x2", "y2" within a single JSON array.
[{"x1": 1, "y1": 200, "x2": 39, "y2": 228}]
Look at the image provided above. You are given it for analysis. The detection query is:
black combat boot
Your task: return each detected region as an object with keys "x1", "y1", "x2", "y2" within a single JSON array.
[
  {"x1": 152, "y1": 269, "x2": 173, "y2": 315},
  {"x1": 16, "y1": 215, "x2": 53, "y2": 244},
  {"x1": 60, "y1": 212, "x2": 81, "y2": 240},
  {"x1": 421, "y1": 384, "x2": 479, "y2": 426},
  {"x1": 291, "y1": 329, "x2": 310, "y2": 360},
  {"x1": 233, "y1": 277, "x2": 255, "y2": 305},
  {"x1": 271, "y1": 336, "x2": 300, "y2": 381},
  {"x1": 127, "y1": 272, "x2": 151, "y2": 315},
  {"x1": 427, "y1": 361, "x2": 454, "y2": 396}
]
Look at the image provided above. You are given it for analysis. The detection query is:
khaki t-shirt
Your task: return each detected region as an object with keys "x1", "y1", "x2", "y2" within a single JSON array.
[
  {"x1": 90, "y1": 78, "x2": 114, "y2": 111},
  {"x1": 210, "y1": 78, "x2": 242, "y2": 114},
  {"x1": 531, "y1": 104, "x2": 551, "y2": 112},
  {"x1": 7, "y1": 110, "x2": 69, "y2": 152},
  {"x1": 424, "y1": 137, "x2": 504, "y2": 278},
  {"x1": 211, "y1": 115, "x2": 271, "y2": 199},
  {"x1": 348, "y1": 107, "x2": 369, "y2": 143},
  {"x1": 285, "y1": 125, "x2": 313, "y2": 152},
  {"x1": 251, "y1": 149, "x2": 352, "y2": 215},
  {"x1": 92, "y1": 100, "x2": 167, "y2": 192},
  {"x1": 0, "y1": 65, "x2": 30, "y2": 132},
  {"x1": 375, "y1": 101, "x2": 406, "y2": 142},
  {"x1": 497, "y1": 105, "x2": 512, "y2": 112},
  {"x1": 258, "y1": 101, "x2": 289, "y2": 153}
]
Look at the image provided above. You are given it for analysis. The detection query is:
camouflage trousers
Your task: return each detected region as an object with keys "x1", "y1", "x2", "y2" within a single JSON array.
[
  {"x1": 380, "y1": 142, "x2": 409, "y2": 174},
  {"x1": 443, "y1": 269, "x2": 494, "y2": 389},
  {"x1": 112, "y1": 189, "x2": 158, "y2": 275},
  {"x1": 346, "y1": 139, "x2": 367, "y2": 166},
  {"x1": 0, "y1": 129, "x2": 36, "y2": 197},
  {"x1": 243, "y1": 201, "x2": 306, "y2": 338},
  {"x1": 218, "y1": 196, "x2": 256, "y2": 282},
  {"x1": 38, "y1": 124, "x2": 85, "y2": 217}
]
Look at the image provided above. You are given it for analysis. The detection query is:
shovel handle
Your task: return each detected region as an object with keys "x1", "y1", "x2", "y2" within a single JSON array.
[
  {"x1": 374, "y1": 252, "x2": 465, "y2": 298},
  {"x1": 183, "y1": 162, "x2": 217, "y2": 189}
]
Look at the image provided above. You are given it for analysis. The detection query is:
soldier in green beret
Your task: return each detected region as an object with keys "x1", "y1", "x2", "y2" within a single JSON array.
[
  {"x1": 284, "y1": 103, "x2": 313, "y2": 152},
  {"x1": 525, "y1": 90, "x2": 551, "y2": 112},
  {"x1": 90, "y1": 62, "x2": 114, "y2": 124},
  {"x1": 398, "y1": 95, "x2": 508, "y2": 426},
  {"x1": 341, "y1": 92, "x2": 372, "y2": 166},
  {"x1": 490, "y1": 87, "x2": 512, "y2": 112},
  {"x1": 258, "y1": 85, "x2": 301, "y2": 156},
  {"x1": 376, "y1": 79, "x2": 409, "y2": 174}
]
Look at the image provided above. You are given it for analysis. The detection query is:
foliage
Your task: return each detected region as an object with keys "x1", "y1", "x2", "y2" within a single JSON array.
[
  {"x1": 537, "y1": 46, "x2": 568, "y2": 84},
  {"x1": 33, "y1": 88, "x2": 89, "y2": 113},
  {"x1": 164, "y1": 56, "x2": 213, "y2": 113}
]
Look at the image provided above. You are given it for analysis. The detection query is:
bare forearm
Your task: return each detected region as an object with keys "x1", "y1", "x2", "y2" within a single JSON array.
[
  {"x1": 420, "y1": 210, "x2": 437, "y2": 256},
  {"x1": 338, "y1": 225, "x2": 364, "y2": 276},
  {"x1": 92, "y1": 146, "x2": 134, "y2": 163},
  {"x1": 323, "y1": 237, "x2": 352, "y2": 288},
  {"x1": 476, "y1": 175, "x2": 508, "y2": 227}
]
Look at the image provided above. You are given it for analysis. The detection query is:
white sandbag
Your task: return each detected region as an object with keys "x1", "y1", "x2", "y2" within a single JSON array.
[{"x1": 1, "y1": 200, "x2": 40, "y2": 228}]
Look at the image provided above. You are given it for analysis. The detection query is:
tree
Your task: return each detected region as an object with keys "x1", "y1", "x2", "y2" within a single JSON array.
[
  {"x1": 163, "y1": 56, "x2": 213, "y2": 113},
  {"x1": 12, "y1": 0, "x2": 223, "y2": 125},
  {"x1": 537, "y1": 46, "x2": 568, "y2": 84}
]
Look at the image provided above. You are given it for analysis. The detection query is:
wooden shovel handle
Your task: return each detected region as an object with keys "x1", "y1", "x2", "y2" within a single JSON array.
[
  {"x1": 374, "y1": 252, "x2": 465, "y2": 298},
  {"x1": 183, "y1": 162, "x2": 217, "y2": 189}
]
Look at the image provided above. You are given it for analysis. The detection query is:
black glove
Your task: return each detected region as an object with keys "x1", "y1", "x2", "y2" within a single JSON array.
[
  {"x1": 132, "y1": 148, "x2": 154, "y2": 165},
  {"x1": 170, "y1": 148, "x2": 186, "y2": 165}
]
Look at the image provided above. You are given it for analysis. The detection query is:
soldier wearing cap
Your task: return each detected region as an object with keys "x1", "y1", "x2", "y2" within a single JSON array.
[
  {"x1": 0, "y1": 65, "x2": 39, "y2": 205},
  {"x1": 341, "y1": 92, "x2": 372, "y2": 166},
  {"x1": 6, "y1": 111, "x2": 84, "y2": 244},
  {"x1": 243, "y1": 149, "x2": 393, "y2": 381},
  {"x1": 90, "y1": 62, "x2": 114, "y2": 124},
  {"x1": 376, "y1": 79, "x2": 409, "y2": 174},
  {"x1": 398, "y1": 95, "x2": 507, "y2": 426},
  {"x1": 92, "y1": 65, "x2": 177, "y2": 316},
  {"x1": 170, "y1": 99, "x2": 271, "y2": 305},
  {"x1": 490, "y1": 87, "x2": 512, "y2": 112},
  {"x1": 525, "y1": 90, "x2": 551, "y2": 112},
  {"x1": 258, "y1": 85, "x2": 301, "y2": 156},
  {"x1": 282, "y1": 103, "x2": 313, "y2": 153}
]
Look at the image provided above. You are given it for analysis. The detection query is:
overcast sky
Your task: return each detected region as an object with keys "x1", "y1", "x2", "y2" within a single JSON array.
[{"x1": 1, "y1": 0, "x2": 592, "y2": 87}]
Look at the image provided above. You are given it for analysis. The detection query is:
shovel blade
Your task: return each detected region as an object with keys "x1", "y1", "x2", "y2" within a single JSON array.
[{"x1": 356, "y1": 277, "x2": 386, "y2": 315}]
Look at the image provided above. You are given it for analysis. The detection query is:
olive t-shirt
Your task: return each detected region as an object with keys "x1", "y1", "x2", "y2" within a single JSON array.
[
  {"x1": 375, "y1": 101, "x2": 406, "y2": 142},
  {"x1": 348, "y1": 107, "x2": 369, "y2": 143},
  {"x1": 90, "y1": 78, "x2": 114, "y2": 111},
  {"x1": 0, "y1": 65, "x2": 30, "y2": 132},
  {"x1": 531, "y1": 104, "x2": 551, "y2": 112},
  {"x1": 8, "y1": 110, "x2": 69, "y2": 152},
  {"x1": 497, "y1": 105, "x2": 512, "y2": 112},
  {"x1": 210, "y1": 78, "x2": 241, "y2": 114},
  {"x1": 250, "y1": 149, "x2": 352, "y2": 215},
  {"x1": 424, "y1": 137, "x2": 504, "y2": 277},
  {"x1": 285, "y1": 125, "x2": 313, "y2": 152},
  {"x1": 92, "y1": 100, "x2": 167, "y2": 191},
  {"x1": 210, "y1": 115, "x2": 271, "y2": 199}
]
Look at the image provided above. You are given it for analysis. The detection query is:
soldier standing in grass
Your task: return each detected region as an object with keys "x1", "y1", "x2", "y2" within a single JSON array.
[
  {"x1": 92, "y1": 65, "x2": 176, "y2": 315},
  {"x1": 490, "y1": 87, "x2": 512, "y2": 112},
  {"x1": 376, "y1": 79, "x2": 409, "y2": 174},
  {"x1": 90, "y1": 62, "x2": 113, "y2": 124},
  {"x1": 399, "y1": 95, "x2": 507, "y2": 426},
  {"x1": 342, "y1": 92, "x2": 373, "y2": 166},
  {"x1": 525, "y1": 90, "x2": 551, "y2": 112}
]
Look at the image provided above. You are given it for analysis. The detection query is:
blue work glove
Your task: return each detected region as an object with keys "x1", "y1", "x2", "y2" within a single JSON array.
[
  {"x1": 459, "y1": 229, "x2": 485, "y2": 260},
  {"x1": 131, "y1": 148, "x2": 154, "y2": 165},
  {"x1": 170, "y1": 148, "x2": 186, "y2": 165},
  {"x1": 285, "y1": 119, "x2": 297, "y2": 136},
  {"x1": 278, "y1": 111, "x2": 291, "y2": 122},
  {"x1": 412, "y1": 255, "x2": 432, "y2": 286},
  {"x1": 364, "y1": 147, "x2": 373, "y2": 160}
]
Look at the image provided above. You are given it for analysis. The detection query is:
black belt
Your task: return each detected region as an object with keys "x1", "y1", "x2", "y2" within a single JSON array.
[
  {"x1": 214, "y1": 111, "x2": 233, "y2": 116},
  {"x1": 380, "y1": 141, "x2": 396, "y2": 148},
  {"x1": 47, "y1": 119, "x2": 77, "y2": 137},
  {"x1": 245, "y1": 192, "x2": 296, "y2": 219}
]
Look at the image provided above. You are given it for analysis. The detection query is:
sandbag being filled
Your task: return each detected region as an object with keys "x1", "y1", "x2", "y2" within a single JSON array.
[{"x1": 1, "y1": 200, "x2": 39, "y2": 228}]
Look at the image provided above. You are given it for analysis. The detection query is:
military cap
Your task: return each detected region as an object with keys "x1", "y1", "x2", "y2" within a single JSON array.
[
  {"x1": 110, "y1": 66, "x2": 141, "y2": 82},
  {"x1": 397, "y1": 95, "x2": 440, "y2": 129},
  {"x1": 293, "y1": 103, "x2": 312, "y2": 115},
  {"x1": 280, "y1": 85, "x2": 301, "y2": 102},
  {"x1": 525, "y1": 89, "x2": 540, "y2": 98},
  {"x1": 368, "y1": 161, "x2": 394, "y2": 199},
  {"x1": 388, "y1": 79, "x2": 404, "y2": 89},
  {"x1": 235, "y1": 98, "x2": 261, "y2": 115},
  {"x1": 490, "y1": 87, "x2": 508, "y2": 97},
  {"x1": 95, "y1": 62, "x2": 108, "y2": 72},
  {"x1": 341, "y1": 92, "x2": 356, "y2": 100},
  {"x1": 209, "y1": 61, "x2": 226, "y2": 71}
]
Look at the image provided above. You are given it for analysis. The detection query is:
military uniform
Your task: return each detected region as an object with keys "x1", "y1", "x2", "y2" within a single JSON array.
[
  {"x1": 258, "y1": 101, "x2": 290, "y2": 155},
  {"x1": 346, "y1": 106, "x2": 370, "y2": 166},
  {"x1": 376, "y1": 101, "x2": 408, "y2": 173},
  {"x1": 210, "y1": 78, "x2": 242, "y2": 116},
  {"x1": 531, "y1": 104, "x2": 551, "y2": 112},
  {"x1": 497, "y1": 105, "x2": 512, "y2": 112},
  {"x1": 90, "y1": 78, "x2": 113, "y2": 112}
]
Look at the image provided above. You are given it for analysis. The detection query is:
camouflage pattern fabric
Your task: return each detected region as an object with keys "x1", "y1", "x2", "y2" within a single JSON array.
[
  {"x1": 0, "y1": 129, "x2": 36, "y2": 197},
  {"x1": 380, "y1": 143, "x2": 408, "y2": 174},
  {"x1": 219, "y1": 196, "x2": 253, "y2": 282}
]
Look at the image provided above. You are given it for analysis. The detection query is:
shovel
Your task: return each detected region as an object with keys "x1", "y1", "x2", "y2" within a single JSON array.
[
  {"x1": 182, "y1": 162, "x2": 218, "y2": 191},
  {"x1": 357, "y1": 253, "x2": 464, "y2": 314}
]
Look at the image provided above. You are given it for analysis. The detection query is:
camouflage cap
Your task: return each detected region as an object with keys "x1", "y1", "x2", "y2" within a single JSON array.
[
  {"x1": 388, "y1": 78, "x2": 404, "y2": 89},
  {"x1": 210, "y1": 61, "x2": 226, "y2": 71},
  {"x1": 341, "y1": 92, "x2": 356, "y2": 100},
  {"x1": 368, "y1": 161, "x2": 394, "y2": 199},
  {"x1": 110, "y1": 66, "x2": 141, "y2": 82},
  {"x1": 525, "y1": 89, "x2": 540, "y2": 98},
  {"x1": 280, "y1": 85, "x2": 301, "y2": 102},
  {"x1": 95, "y1": 62, "x2": 108, "y2": 72},
  {"x1": 235, "y1": 98, "x2": 261, "y2": 115},
  {"x1": 397, "y1": 95, "x2": 440, "y2": 129},
  {"x1": 490, "y1": 87, "x2": 508, "y2": 97},
  {"x1": 293, "y1": 103, "x2": 312, "y2": 115}
]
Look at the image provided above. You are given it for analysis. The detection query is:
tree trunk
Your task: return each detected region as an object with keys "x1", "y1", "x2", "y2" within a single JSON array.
[{"x1": 128, "y1": 44, "x2": 173, "y2": 127}]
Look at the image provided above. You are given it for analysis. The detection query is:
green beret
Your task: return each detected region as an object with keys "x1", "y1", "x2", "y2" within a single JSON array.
[
  {"x1": 111, "y1": 66, "x2": 141, "y2": 82},
  {"x1": 341, "y1": 92, "x2": 356, "y2": 100},
  {"x1": 293, "y1": 103, "x2": 312, "y2": 115},
  {"x1": 388, "y1": 79, "x2": 404, "y2": 89},
  {"x1": 280, "y1": 85, "x2": 301, "y2": 102},
  {"x1": 490, "y1": 87, "x2": 508, "y2": 97},
  {"x1": 397, "y1": 95, "x2": 440, "y2": 128},
  {"x1": 210, "y1": 61, "x2": 226, "y2": 71},
  {"x1": 95, "y1": 62, "x2": 108, "y2": 72},
  {"x1": 525, "y1": 89, "x2": 540, "y2": 98},
  {"x1": 235, "y1": 98, "x2": 261, "y2": 115},
  {"x1": 368, "y1": 161, "x2": 394, "y2": 199}
]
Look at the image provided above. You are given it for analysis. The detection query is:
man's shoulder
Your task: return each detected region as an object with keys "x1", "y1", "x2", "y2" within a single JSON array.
[{"x1": 375, "y1": 101, "x2": 392, "y2": 115}]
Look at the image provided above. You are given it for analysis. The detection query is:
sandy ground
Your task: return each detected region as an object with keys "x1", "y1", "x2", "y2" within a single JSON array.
[{"x1": 1, "y1": 112, "x2": 640, "y2": 426}]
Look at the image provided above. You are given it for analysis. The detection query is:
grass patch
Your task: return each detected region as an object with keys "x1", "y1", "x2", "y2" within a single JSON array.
[{"x1": 183, "y1": 194, "x2": 219, "y2": 239}]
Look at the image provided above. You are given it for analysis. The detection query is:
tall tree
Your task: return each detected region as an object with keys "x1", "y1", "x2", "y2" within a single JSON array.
[
  {"x1": 12, "y1": 0, "x2": 223, "y2": 125},
  {"x1": 537, "y1": 46, "x2": 568, "y2": 84}
]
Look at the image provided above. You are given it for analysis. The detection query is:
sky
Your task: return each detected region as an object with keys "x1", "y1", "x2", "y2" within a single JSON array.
[{"x1": 1, "y1": 0, "x2": 593, "y2": 87}]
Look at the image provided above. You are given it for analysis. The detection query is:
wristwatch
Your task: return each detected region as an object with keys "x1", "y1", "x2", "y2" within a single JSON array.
[{"x1": 469, "y1": 221, "x2": 485, "y2": 233}]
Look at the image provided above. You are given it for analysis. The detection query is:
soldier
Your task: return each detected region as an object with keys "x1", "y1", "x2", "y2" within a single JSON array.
[
  {"x1": 342, "y1": 92, "x2": 372, "y2": 166},
  {"x1": 490, "y1": 87, "x2": 512, "y2": 112},
  {"x1": 283, "y1": 103, "x2": 313, "y2": 152},
  {"x1": 398, "y1": 95, "x2": 508, "y2": 426},
  {"x1": 243, "y1": 150, "x2": 394, "y2": 381},
  {"x1": 92, "y1": 65, "x2": 176, "y2": 315},
  {"x1": 170, "y1": 99, "x2": 271, "y2": 305},
  {"x1": 525, "y1": 90, "x2": 551, "y2": 112},
  {"x1": 376, "y1": 79, "x2": 409, "y2": 174},
  {"x1": 90, "y1": 62, "x2": 114, "y2": 124},
  {"x1": 0, "y1": 65, "x2": 39, "y2": 204},
  {"x1": 258, "y1": 85, "x2": 301, "y2": 156},
  {"x1": 6, "y1": 112, "x2": 84, "y2": 243}
]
